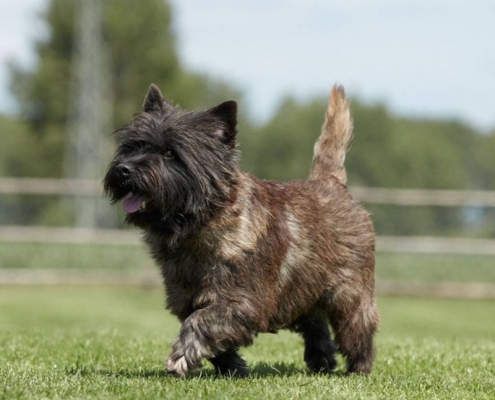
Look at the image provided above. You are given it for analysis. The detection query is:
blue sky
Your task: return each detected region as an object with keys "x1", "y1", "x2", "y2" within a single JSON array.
[{"x1": 1, "y1": 0, "x2": 494, "y2": 129}]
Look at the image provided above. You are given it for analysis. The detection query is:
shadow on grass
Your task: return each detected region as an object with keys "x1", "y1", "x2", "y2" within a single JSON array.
[{"x1": 65, "y1": 361, "x2": 346, "y2": 380}]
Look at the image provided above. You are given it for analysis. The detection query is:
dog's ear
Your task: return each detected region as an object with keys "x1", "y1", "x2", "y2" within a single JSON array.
[
  {"x1": 209, "y1": 101, "x2": 237, "y2": 148},
  {"x1": 143, "y1": 83, "x2": 169, "y2": 113}
]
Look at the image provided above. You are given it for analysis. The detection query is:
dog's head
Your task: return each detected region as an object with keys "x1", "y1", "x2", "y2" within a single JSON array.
[{"x1": 103, "y1": 84, "x2": 239, "y2": 234}]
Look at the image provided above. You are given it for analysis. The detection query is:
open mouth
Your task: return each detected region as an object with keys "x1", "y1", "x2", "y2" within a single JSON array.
[{"x1": 122, "y1": 193, "x2": 150, "y2": 214}]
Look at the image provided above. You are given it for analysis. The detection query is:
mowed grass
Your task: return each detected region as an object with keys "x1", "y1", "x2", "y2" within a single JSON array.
[
  {"x1": 376, "y1": 253, "x2": 495, "y2": 283},
  {"x1": 0, "y1": 242, "x2": 149, "y2": 271},
  {"x1": 1, "y1": 242, "x2": 495, "y2": 283},
  {"x1": 1, "y1": 287, "x2": 494, "y2": 399}
]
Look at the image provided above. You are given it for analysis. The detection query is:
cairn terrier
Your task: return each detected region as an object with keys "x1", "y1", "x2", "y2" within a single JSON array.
[{"x1": 104, "y1": 84, "x2": 379, "y2": 377}]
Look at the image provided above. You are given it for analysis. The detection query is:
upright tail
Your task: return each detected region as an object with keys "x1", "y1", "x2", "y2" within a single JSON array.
[{"x1": 310, "y1": 85, "x2": 353, "y2": 184}]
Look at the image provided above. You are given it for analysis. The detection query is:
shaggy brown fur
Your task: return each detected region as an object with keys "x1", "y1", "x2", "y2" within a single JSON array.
[{"x1": 104, "y1": 84, "x2": 379, "y2": 377}]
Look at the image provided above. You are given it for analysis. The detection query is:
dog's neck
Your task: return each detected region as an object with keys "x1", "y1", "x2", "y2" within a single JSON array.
[{"x1": 142, "y1": 167, "x2": 243, "y2": 249}]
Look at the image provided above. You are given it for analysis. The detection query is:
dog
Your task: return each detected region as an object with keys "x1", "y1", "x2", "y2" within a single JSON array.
[{"x1": 103, "y1": 83, "x2": 379, "y2": 377}]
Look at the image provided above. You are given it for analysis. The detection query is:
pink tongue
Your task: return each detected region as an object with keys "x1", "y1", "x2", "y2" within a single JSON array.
[{"x1": 123, "y1": 194, "x2": 145, "y2": 214}]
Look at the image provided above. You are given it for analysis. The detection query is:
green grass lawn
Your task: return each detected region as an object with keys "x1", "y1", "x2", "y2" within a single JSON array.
[
  {"x1": 1, "y1": 242, "x2": 495, "y2": 284},
  {"x1": 0, "y1": 242, "x2": 149, "y2": 271},
  {"x1": 1, "y1": 287, "x2": 494, "y2": 399},
  {"x1": 376, "y1": 253, "x2": 495, "y2": 283}
]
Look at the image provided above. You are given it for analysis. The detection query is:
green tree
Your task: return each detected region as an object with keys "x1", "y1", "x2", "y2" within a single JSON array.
[
  {"x1": 240, "y1": 93, "x2": 495, "y2": 237},
  {"x1": 239, "y1": 96, "x2": 326, "y2": 181},
  {"x1": 8, "y1": 0, "x2": 240, "y2": 179},
  {"x1": 0, "y1": 115, "x2": 34, "y2": 177},
  {"x1": 345, "y1": 100, "x2": 397, "y2": 186},
  {"x1": 4, "y1": 0, "x2": 240, "y2": 227}
]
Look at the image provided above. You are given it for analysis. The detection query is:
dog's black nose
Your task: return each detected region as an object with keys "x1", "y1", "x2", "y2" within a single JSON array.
[{"x1": 116, "y1": 163, "x2": 133, "y2": 178}]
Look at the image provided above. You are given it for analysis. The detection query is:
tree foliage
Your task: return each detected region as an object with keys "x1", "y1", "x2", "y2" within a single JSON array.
[
  {"x1": 238, "y1": 95, "x2": 495, "y2": 237},
  {"x1": 8, "y1": 0, "x2": 240, "y2": 178}
]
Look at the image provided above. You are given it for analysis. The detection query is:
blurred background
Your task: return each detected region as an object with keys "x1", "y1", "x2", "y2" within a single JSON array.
[{"x1": 0, "y1": 0, "x2": 494, "y2": 295}]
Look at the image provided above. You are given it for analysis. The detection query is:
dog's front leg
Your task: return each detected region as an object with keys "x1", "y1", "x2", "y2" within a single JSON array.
[{"x1": 166, "y1": 304, "x2": 256, "y2": 377}]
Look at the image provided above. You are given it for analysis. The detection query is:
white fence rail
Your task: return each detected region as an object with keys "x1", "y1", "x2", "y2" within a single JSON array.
[
  {"x1": 376, "y1": 235, "x2": 495, "y2": 256},
  {"x1": 0, "y1": 226, "x2": 138, "y2": 246},
  {"x1": 0, "y1": 178, "x2": 100, "y2": 196},
  {"x1": 1, "y1": 226, "x2": 495, "y2": 256},
  {"x1": 1, "y1": 177, "x2": 495, "y2": 207},
  {"x1": 1, "y1": 178, "x2": 495, "y2": 255},
  {"x1": 350, "y1": 186, "x2": 495, "y2": 207}
]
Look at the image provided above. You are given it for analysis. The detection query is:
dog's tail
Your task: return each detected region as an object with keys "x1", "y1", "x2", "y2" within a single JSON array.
[{"x1": 310, "y1": 85, "x2": 353, "y2": 184}]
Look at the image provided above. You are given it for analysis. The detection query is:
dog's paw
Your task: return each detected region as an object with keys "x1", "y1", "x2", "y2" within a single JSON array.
[
  {"x1": 165, "y1": 345, "x2": 203, "y2": 377},
  {"x1": 166, "y1": 355, "x2": 189, "y2": 377}
]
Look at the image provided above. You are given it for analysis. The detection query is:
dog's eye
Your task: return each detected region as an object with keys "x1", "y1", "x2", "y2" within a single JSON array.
[
  {"x1": 163, "y1": 149, "x2": 174, "y2": 159},
  {"x1": 120, "y1": 143, "x2": 135, "y2": 154}
]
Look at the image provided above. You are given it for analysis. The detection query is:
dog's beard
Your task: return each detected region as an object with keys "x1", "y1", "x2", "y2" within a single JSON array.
[
  {"x1": 103, "y1": 101, "x2": 240, "y2": 242},
  {"x1": 103, "y1": 159, "x2": 232, "y2": 242}
]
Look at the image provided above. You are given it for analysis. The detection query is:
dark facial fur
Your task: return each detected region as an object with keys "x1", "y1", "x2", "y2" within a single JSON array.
[
  {"x1": 104, "y1": 84, "x2": 379, "y2": 378},
  {"x1": 104, "y1": 84, "x2": 239, "y2": 242}
]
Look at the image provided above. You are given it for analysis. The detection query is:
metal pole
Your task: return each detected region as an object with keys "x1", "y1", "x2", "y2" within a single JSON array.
[{"x1": 65, "y1": 0, "x2": 114, "y2": 228}]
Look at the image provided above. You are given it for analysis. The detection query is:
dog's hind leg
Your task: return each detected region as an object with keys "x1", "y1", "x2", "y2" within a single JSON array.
[
  {"x1": 326, "y1": 282, "x2": 379, "y2": 374},
  {"x1": 209, "y1": 348, "x2": 248, "y2": 377},
  {"x1": 292, "y1": 312, "x2": 337, "y2": 374}
]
